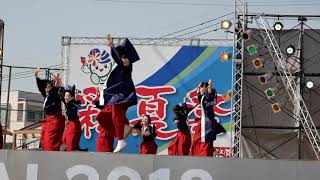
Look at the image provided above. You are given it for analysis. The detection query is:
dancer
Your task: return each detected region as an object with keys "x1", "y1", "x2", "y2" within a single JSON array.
[
  {"x1": 94, "y1": 87, "x2": 115, "y2": 152},
  {"x1": 168, "y1": 102, "x2": 192, "y2": 156},
  {"x1": 132, "y1": 115, "x2": 157, "y2": 154},
  {"x1": 99, "y1": 35, "x2": 140, "y2": 152},
  {"x1": 35, "y1": 68, "x2": 65, "y2": 151},
  {"x1": 57, "y1": 83, "x2": 82, "y2": 151},
  {"x1": 190, "y1": 80, "x2": 226, "y2": 156}
]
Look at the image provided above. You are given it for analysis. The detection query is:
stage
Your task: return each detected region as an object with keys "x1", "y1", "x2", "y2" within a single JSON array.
[{"x1": 0, "y1": 150, "x2": 320, "y2": 180}]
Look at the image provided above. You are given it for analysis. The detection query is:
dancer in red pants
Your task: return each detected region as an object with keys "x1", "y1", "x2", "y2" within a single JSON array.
[
  {"x1": 35, "y1": 68, "x2": 65, "y2": 151},
  {"x1": 189, "y1": 80, "x2": 226, "y2": 156},
  {"x1": 94, "y1": 88, "x2": 115, "y2": 152},
  {"x1": 132, "y1": 115, "x2": 157, "y2": 154},
  {"x1": 168, "y1": 103, "x2": 192, "y2": 156},
  {"x1": 189, "y1": 118, "x2": 214, "y2": 156},
  {"x1": 58, "y1": 84, "x2": 82, "y2": 151},
  {"x1": 100, "y1": 35, "x2": 140, "y2": 153}
]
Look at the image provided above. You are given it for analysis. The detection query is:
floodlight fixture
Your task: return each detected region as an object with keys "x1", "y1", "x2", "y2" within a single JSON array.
[
  {"x1": 273, "y1": 22, "x2": 284, "y2": 31},
  {"x1": 306, "y1": 81, "x2": 314, "y2": 89},
  {"x1": 221, "y1": 20, "x2": 232, "y2": 31},
  {"x1": 286, "y1": 45, "x2": 295, "y2": 55}
]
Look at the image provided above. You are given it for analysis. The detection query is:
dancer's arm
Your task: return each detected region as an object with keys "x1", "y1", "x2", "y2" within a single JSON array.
[{"x1": 35, "y1": 67, "x2": 47, "y2": 97}]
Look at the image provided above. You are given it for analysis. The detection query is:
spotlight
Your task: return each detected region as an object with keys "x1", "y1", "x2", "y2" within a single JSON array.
[
  {"x1": 306, "y1": 81, "x2": 314, "y2": 89},
  {"x1": 265, "y1": 87, "x2": 277, "y2": 99},
  {"x1": 220, "y1": 52, "x2": 231, "y2": 62},
  {"x1": 221, "y1": 20, "x2": 232, "y2": 31},
  {"x1": 258, "y1": 73, "x2": 273, "y2": 85},
  {"x1": 273, "y1": 22, "x2": 284, "y2": 31},
  {"x1": 241, "y1": 29, "x2": 253, "y2": 41},
  {"x1": 271, "y1": 103, "x2": 281, "y2": 113},
  {"x1": 252, "y1": 57, "x2": 264, "y2": 69},
  {"x1": 247, "y1": 44, "x2": 258, "y2": 56},
  {"x1": 286, "y1": 45, "x2": 295, "y2": 55}
]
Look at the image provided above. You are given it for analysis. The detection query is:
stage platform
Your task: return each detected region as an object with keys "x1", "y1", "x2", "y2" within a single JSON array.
[{"x1": 0, "y1": 150, "x2": 320, "y2": 180}]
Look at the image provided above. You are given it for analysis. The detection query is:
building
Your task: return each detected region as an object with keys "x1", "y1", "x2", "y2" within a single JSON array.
[{"x1": 1, "y1": 90, "x2": 44, "y2": 143}]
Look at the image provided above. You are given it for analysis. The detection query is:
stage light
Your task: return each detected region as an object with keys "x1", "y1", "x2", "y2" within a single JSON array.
[
  {"x1": 241, "y1": 29, "x2": 253, "y2": 41},
  {"x1": 220, "y1": 52, "x2": 231, "y2": 62},
  {"x1": 286, "y1": 45, "x2": 295, "y2": 55},
  {"x1": 252, "y1": 57, "x2": 264, "y2": 69},
  {"x1": 265, "y1": 87, "x2": 277, "y2": 99},
  {"x1": 221, "y1": 20, "x2": 232, "y2": 31},
  {"x1": 258, "y1": 73, "x2": 273, "y2": 85},
  {"x1": 247, "y1": 44, "x2": 258, "y2": 56},
  {"x1": 273, "y1": 22, "x2": 284, "y2": 31},
  {"x1": 306, "y1": 81, "x2": 314, "y2": 89},
  {"x1": 271, "y1": 103, "x2": 281, "y2": 113}
]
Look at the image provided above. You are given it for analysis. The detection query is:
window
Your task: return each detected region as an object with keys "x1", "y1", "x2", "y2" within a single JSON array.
[
  {"x1": 27, "y1": 104, "x2": 44, "y2": 122},
  {"x1": 27, "y1": 112, "x2": 36, "y2": 122},
  {"x1": 17, "y1": 103, "x2": 24, "y2": 122}
]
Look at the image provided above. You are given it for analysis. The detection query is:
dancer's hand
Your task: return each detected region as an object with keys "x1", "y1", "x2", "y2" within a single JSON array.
[
  {"x1": 143, "y1": 131, "x2": 151, "y2": 137},
  {"x1": 34, "y1": 67, "x2": 40, "y2": 78},
  {"x1": 183, "y1": 94, "x2": 188, "y2": 103},
  {"x1": 208, "y1": 79, "x2": 212, "y2": 87},
  {"x1": 96, "y1": 87, "x2": 100, "y2": 97},
  {"x1": 53, "y1": 73, "x2": 62, "y2": 87},
  {"x1": 196, "y1": 82, "x2": 202, "y2": 94},
  {"x1": 106, "y1": 34, "x2": 112, "y2": 47},
  {"x1": 207, "y1": 79, "x2": 212, "y2": 94},
  {"x1": 122, "y1": 57, "x2": 130, "y2": 67}
]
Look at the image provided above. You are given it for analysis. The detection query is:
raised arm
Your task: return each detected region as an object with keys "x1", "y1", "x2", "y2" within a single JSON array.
[{"x1": 35, "y1": 67, "x2": 47, "y2": 97}]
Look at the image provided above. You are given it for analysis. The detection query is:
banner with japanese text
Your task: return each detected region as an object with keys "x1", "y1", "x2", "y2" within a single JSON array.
[{"x1": 68, "y1": 44, "x2": 233, "y2": 156}]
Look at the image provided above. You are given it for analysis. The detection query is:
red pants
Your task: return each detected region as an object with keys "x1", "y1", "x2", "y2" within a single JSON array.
[
  {"x1": 168, "y1": 130, "x2": 191, "y2": 156},
  {"x1": 42, "y1": 113, "x2": 65, "y2": 151},
  {"x1": 95, "y1": 106, "x2": 115, "y2": 152},
  {"x1": 0, "y1": 123, "x2": 3, "y2": 149},
  {"x1": 190, "y1": 141, "x2": 214, "y2": 156},
  {"x1": 96, "y1": 129, "x2": 115, "y2": 152},
  {"x1": 40, "y1": 121, "x2": 46, "y2": 149},
  {"x1": 62, "y1": 119, "x2": 81, "y2": 151},
  {"x1": 98, "y1": 104, "x2": 129, "y2": 140},
  {"x1": 140, "y1": 140, "x2": 157, "y2": 154},
  {"x1": 189, "y1": 121, "x2": 213, "y2": 156}
]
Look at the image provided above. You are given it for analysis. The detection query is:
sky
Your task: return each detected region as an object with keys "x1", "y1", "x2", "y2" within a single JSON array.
[{"x1": 1, "y1": 0, "x2": 320, "y2": 92}]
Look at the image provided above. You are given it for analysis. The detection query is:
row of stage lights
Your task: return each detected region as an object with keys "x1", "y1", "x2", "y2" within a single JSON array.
[
  {"x1": 219, "y1": 19, "x2": 313, "y2": 113},
  {"x1": 242, "y1": 21, "x2": 314, "y2": 113}
]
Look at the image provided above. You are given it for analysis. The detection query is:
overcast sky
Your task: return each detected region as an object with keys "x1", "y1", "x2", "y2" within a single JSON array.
[{"x1": 1, "y1": 0, "x2": 320, "y2": 92}]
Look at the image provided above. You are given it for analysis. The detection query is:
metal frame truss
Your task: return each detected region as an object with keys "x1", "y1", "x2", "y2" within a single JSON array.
[
  {"x1": 231, "y1": 0, "x2": 246, "y2": 158},
  {"x1": 60, "y1": 36, "x2": 232, "y2": 47},
  {"x1": 254, "y1": 14, "x2": 320, "y2": 160}
]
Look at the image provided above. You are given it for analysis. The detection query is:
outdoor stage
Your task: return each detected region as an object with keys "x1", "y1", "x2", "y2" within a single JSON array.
[{"x1": 0, "y1": 149, "x2": 320, "y2": 180}]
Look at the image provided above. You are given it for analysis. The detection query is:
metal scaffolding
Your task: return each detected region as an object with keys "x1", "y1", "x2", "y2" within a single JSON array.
[
  {"x1": 231, "y1": 0, "x2": 246, "y2": 158},
  {"x1": 254, "y1": 14, "x2": 320, "y2": 160}
]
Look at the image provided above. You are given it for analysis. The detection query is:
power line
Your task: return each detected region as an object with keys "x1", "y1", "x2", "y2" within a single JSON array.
[
  {"x1": 96, "y1": 0, "x2": 320, "y2": 6},
  {"x1": 1, "y1": 64, "x2": 63, "y2": 81},
  {"x1": 138, "y1": 12, "x2": 234, "y2": 45}
]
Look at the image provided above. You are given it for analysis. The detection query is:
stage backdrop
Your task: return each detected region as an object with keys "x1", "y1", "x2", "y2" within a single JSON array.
[{"x1": 66, "y1": 41, "x2": 233, "y2": 156}]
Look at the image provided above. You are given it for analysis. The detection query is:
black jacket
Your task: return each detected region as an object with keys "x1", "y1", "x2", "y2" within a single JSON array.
[
  {"x1": 36, "y1": 78, "x2": 62, "y2": 115},
  {"x1": 173, "y1": 103, "x2": 191, "y2": 131},
  {"x1": 58, "y1": 87, "x2": 81, "y2": 120},
  {"x1": 133, "y1": 121, "x2": 156, "y2": 142}
]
